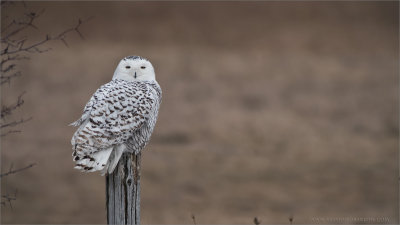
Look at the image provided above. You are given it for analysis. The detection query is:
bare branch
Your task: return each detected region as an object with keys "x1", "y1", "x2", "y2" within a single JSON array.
[
  {"x1": 0, "y1": 55, "x2": 27, "y2": 85},
  {"x1": 1, "y1": 20, "x2": 17, "y2": 34},
  {"x1": 0, "y1": 130, "x2": 21, "y2": 137},
  {"x1": 0, "y1": 117, "x2": 32, "y2": 129},
  {"x1": 1, "y1": 190, "x2": 17, "y2": 209},
  {"x1": 0, "y1": 116, "x2": 31, "y2": 137},
  {"x1": 1, "y1": 54, "x2": 29, "y2": 65},
  {"x1": 0, "y1": 163, "x2": 36, "y2": 178},
  {"x1": 2, "y1": 10, "x2": 43, "y2": 41},
  {"x1": 1, "y1": 16, "x2": 91, "y2": 55},
  {"x1": 1, "y1": 63, "x2": 16, "y2": 73},
  {"x1": 0, "y1": 71, "x2": 21, "y2": 85},
  {"x1": 1, "y1": 92, "x2": 26, "y2": 119},
  {"x1": 0, "y1": 2, "x2": 89, "y2": 210}
]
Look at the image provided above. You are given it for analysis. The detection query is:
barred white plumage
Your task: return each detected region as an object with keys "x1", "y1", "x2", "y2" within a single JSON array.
[{"x1": 70, "y1": 56, "x2": 162, "y2": 175}]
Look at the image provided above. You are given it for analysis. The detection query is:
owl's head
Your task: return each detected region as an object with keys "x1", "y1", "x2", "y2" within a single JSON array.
[{"x1": 113, "y1": 56, "x2": 156, "y2": 82}]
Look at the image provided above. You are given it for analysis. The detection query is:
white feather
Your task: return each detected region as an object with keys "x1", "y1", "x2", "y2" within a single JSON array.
[
  {"x1": 105, "y1": 145, "x2": 125, "y2": 175},
  {"x1": 74, "y1": 147, "x2": 113, "y2": 173}
]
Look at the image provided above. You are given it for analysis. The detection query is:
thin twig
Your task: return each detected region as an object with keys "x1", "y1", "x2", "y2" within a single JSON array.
[
  {"x1": 0, "y1": 130, "x2": 21, "y2": 137},
  {"x1": 1, "y1": 189, "x2": 17, "y2": 209},
  {"x1": 0, "y1": 71, "x2": 21, "y2": 85},
  {"x1": 0, "y1": 91, "x2": 26, "y2": 118},
  {"x1": 0, "y1": 163, "x2": 36, "y2": 178},
  {"x1": 2, "y1": 10, "x2": 43, "y2": 40},
  {"x1": 0, "y1": 117, "x2": 32, "y2": 130},
  {"x1": 2, "y1": 16, "x2": 91, "y2": 55},
  {"x1": 1, "y1": 54, "x2": 29, "y2": 68}
]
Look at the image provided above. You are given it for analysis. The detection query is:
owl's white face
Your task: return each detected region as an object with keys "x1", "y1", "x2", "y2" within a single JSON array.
[{"x1": 113, "y1": 56, "x2": 156, "y2": 82}]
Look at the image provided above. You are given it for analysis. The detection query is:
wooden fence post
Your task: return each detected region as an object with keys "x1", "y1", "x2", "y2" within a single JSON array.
[{"x1": 106, "y1": 152, "x2": 141, "y2": 225}]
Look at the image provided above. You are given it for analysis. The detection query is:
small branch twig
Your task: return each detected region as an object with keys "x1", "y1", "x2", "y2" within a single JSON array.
[
  {"x1": 2, "y1": 10, "x2": 43, "y2": 41},
  {"x1": 0, "y1": 130, "x2": 21, "y2": 137},
  {"x1": 0, "y1": 117, "x2": 32, "y2": 129},
  {"x1": 0, "y1": 71, "x2": 21, "y2": 85},
  {"x1": 1, "y1": 92, "x2": 26, "y2": 118},
  {"x1": 1, "y1": 16, "x2": 92, "y2": 55},
  {"x1": 1, "y1": 54, "x2": 29, "y2": 69},
  {"x1": 1, "y1": 189, "x2": 17, "y2": 209},
  {"x1": 0, "y1": 9, "x2": 91, "y2": 86},
  {"x1": 0, "y1": 163, "x2": 36, "y2": 178}
]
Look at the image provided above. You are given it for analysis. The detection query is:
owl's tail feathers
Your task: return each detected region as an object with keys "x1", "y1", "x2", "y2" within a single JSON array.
[
  {"x1": 69, "y1": 118, "x2": 84, "y2": 127},
  {"x1": 74, "y1": 147, "x2": 113, "y2": 173},
  {"x1": 69, "y1": 114, "x2": 89, "y2": 127},
  {"x1": 101, "y1": 145, "x2": 125, "y2": 176}
]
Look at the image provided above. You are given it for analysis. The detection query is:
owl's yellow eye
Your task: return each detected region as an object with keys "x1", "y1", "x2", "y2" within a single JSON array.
[
  {"x1": 141, "y1": 66, "x2": 146, "y2": 69},
  {"x1": 125, "y1": 66, "x2": 131, "y2": 69}
]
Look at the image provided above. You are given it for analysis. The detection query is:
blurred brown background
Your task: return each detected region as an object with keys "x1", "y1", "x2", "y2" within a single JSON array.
[{"x1": 1, "y1": 2, "x2": 398, "y2": 224}]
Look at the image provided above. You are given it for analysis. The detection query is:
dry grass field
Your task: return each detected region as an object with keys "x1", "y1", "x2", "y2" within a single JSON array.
[{"x1": 1, "y1": 2, "x2": 398, "y2": 224}]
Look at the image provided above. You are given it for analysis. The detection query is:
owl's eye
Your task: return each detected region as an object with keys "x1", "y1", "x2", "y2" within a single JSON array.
[
  {"x1": 125, "y1": 66, "x2": 131, "y2": 69},
  {"x1": 141, "y1": 66, "x2": 146, "y2": 69}
]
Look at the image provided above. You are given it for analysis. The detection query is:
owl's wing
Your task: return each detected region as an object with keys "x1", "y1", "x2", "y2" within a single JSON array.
[
  {"x1": 69, "y1": 82, "x2": 112, "y2": 127},
  {"x1": 72, "y1": 81, "x2": 158, "y2": 151}
]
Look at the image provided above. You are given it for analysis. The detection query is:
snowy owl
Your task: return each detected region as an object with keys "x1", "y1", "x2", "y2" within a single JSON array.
[{"x1": 70, "y1": 56, "x2": 162, "y2": 175}]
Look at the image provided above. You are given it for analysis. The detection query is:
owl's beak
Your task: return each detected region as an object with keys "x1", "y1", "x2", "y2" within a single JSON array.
[{"x1": 134, "y1": 72, "x2": 137, "y2": 79}]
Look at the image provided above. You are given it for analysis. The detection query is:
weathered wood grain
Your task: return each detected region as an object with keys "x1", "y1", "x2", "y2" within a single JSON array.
[{"x1": 106, "y1": 153, "x2": 141, "y2": 225}]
